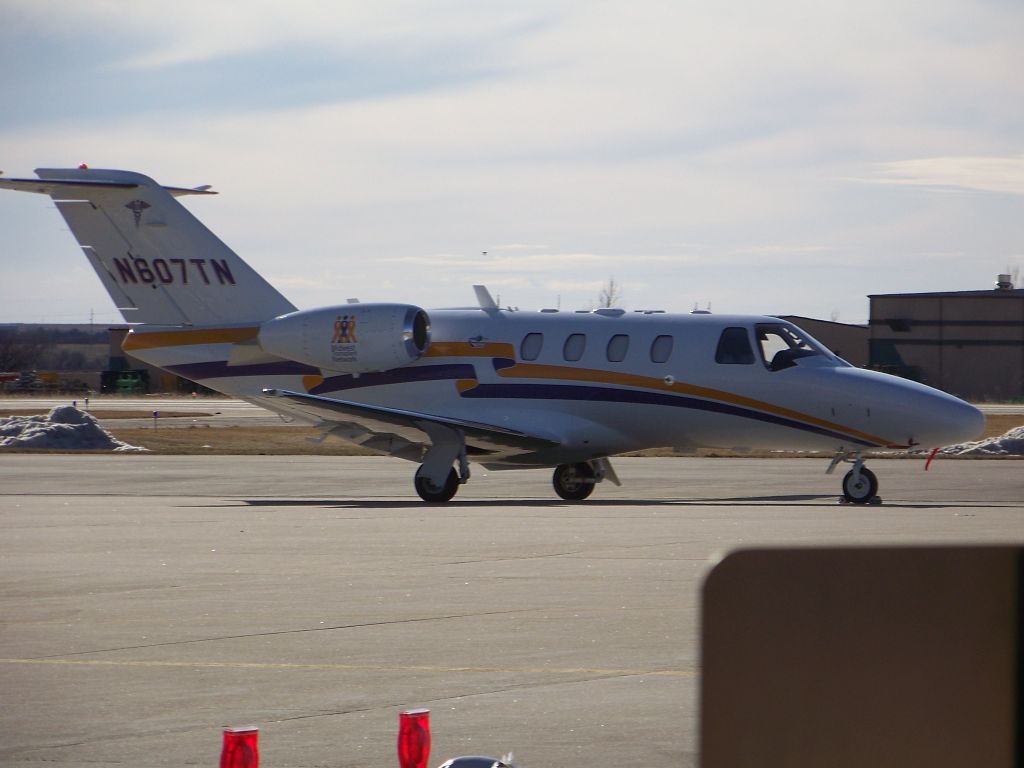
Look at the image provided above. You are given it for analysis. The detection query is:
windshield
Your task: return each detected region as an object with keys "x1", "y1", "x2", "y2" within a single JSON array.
[{"x1": 755, "y1": 323, "x2": 839, "y2": 371}]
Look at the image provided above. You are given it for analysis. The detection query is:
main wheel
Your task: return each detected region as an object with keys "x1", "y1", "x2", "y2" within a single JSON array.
[
  {"x1": 552, "y1": 463, "x2": 595, "y2": 501},
  {"x1": 414, "y1": 466, "x2": 459, "y2": 503},
  {"x1": 842, "y1": 467, "x2": 878, "y2": 504}
]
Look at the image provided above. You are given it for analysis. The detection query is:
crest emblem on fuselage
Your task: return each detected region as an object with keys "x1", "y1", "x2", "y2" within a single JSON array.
[{"x1": 331, "y1": 314, "x2": 358, "y2": 362}]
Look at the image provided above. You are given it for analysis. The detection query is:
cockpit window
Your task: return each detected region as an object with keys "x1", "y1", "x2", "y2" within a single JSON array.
[
  {"x1": 715, "y1": 327, "x2": 755, "y2": 364},
  {"x1": 756, "y1": 323, "x2": 827, "y2": 371}
]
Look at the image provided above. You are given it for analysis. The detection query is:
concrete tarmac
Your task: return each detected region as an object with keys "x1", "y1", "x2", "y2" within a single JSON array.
[{"x1": 1, "y1": 455, "x2": 1022, "y2": 767}]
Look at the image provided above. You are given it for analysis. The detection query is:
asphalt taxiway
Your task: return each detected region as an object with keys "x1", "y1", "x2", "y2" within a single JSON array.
[{"x1": 1, "y1": 455, "x2": 1022, "y2": 767}]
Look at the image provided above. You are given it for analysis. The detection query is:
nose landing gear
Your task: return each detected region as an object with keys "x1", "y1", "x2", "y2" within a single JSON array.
[
  {"x1": 841, "y1": 466, "x2": 878, "y2": 504},
  {"x1": 828, "y1": 451, "x2": 882, "y2": 505}
]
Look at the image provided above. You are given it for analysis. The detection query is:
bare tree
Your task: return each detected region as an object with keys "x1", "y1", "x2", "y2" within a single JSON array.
[{"x1": 597, "y1": 277, "x2": 624, "y2": 308}]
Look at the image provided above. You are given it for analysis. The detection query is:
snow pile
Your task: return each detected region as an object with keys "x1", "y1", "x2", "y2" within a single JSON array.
[
  {"x1": 942, "y1": 425, "x2": 1024, "y2": 456},
  {"x1": 0, "y1": 406, "x2": 147, "y2": 452}
]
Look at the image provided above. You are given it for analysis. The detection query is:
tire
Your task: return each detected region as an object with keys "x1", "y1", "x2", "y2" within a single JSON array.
[
  {"x1": 842, "y1": 467, "x2": 878, "y2": 504},
  {"x1": 552, "y1": 463, "x2": 595, "y2": 501},
  {"x1": 414, "y1": 466, "x2": 459, "y2": 503}
]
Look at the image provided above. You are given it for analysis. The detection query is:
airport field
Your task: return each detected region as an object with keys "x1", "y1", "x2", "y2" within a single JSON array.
[{"x1": 1, "y1": 454, "x2": 1023, "y2": 767}]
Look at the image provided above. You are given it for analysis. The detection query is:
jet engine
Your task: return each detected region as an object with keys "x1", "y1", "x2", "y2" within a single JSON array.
[{"x1": 257, "y1": 303, "x2": 431, "y2": 373}]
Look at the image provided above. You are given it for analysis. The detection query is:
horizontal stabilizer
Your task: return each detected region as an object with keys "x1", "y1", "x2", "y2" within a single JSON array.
[{"x1": 0, "y1": 176, "x2": 216, "y2": 197}]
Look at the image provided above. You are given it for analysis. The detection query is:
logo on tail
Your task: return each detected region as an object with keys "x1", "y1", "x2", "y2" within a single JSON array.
[{"x1": 125, "y1": 199, "x2": 151, "y2": 227}]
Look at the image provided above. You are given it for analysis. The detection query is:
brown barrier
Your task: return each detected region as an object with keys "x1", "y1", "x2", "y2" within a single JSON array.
[{"x1": 701, "y1": 547, "x2": 1021, "y2": 767}]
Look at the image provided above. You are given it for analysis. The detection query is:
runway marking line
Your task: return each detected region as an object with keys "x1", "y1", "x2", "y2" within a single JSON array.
[{"x1": 0, "y1": 657, "x2": 693, "y2": 678}]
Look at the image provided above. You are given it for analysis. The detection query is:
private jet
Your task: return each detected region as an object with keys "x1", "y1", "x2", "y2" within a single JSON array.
[{"x1": 0, "y1": 167, "x2": 984, "y2": 502}]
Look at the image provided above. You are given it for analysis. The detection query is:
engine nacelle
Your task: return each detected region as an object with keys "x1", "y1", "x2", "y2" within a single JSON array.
[{"x1": 257, "y1": 303, "x2": 431, "y2": 373}]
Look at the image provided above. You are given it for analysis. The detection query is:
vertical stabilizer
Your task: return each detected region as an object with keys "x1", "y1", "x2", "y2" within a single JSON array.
[{"x1": 3, "y1": 168, "x2": 296, "y2": 326}]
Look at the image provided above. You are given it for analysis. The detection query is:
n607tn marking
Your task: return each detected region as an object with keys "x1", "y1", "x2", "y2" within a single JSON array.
[{"x1": 111, "y1": 256, "x2": 236, "y2": 286}]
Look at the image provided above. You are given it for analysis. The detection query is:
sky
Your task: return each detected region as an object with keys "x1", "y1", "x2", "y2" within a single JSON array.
[{"x1": 1, "y1": 0, "x2": 1021, "y2": 325}]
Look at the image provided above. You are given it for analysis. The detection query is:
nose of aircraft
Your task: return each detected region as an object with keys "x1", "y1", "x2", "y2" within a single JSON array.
[
  {"x1": 920, "y1": 393, "x2": 985, "y2": 448},
  {"x1": 876, "y1": 377, "x2": 985, "y2": 449},
  {"x1": 834, "y1": 367, "x2": 985, "y2": 449}
]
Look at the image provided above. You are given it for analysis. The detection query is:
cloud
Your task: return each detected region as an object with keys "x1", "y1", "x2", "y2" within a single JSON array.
[
  {"x1": 379, "y1": 251, "x2": 692, "y2": 272},
  {"x1": 850, "y1": 155, "x2": 1024, "y2": 195},
  {"x1": 1, "y1": 0, "x2": 1022, "y2": 326}
]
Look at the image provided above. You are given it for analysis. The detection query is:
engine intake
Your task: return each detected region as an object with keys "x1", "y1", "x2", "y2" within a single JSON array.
[{"x1": 258, "y1": 303, "x2": 431, "y2": 373}]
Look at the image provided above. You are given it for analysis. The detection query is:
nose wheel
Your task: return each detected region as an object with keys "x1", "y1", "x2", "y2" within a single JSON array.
[
  {"x1": 828, "y1": 451, "x2": 882, "y2": 505},
  {"x1": 842, "y1": 466, "x2": 878, "y2": 504}
]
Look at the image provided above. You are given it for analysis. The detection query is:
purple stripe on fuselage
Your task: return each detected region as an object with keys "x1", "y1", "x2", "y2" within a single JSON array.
[{"x1": 460, "y1": 382, "x2": 878, "y2": 447}]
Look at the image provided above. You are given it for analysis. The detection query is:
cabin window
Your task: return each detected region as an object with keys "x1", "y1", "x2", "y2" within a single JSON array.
[
  {"x1": 520, "y1": 332, "x2": 544, "y2": 361},
  {"x1": 650, "y1": 335, "x2": 673, "y2": 363},
  {"x1": 715, "y1": 327, "x2": 755, "y2": 364},
  {"x1": 606, "y1": 334, "x2": 630, "y2": 362},
  {"x1": 563, "y1": 333, "x2": 586, "y2": 362}
]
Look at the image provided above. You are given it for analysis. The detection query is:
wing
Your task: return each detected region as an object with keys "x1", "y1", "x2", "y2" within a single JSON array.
[{"x1": 258, "y1": 388, "x2": 560, "y2": 461}]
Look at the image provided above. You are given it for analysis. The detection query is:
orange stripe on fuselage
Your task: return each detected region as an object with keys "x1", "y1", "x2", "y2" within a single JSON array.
[
  {"x1": 123, "y1": 327, "x2": 259, "y2": 351},
  {"x1": 497, "y1": 362, "x2": 899, "y2": 448},
  {"x1": 424, "y1": 341, "x2": 516, "y2": 358}
]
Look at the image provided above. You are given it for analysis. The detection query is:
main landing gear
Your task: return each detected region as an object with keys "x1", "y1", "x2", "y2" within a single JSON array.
[
  {"x1": 827, "y1": 451, "x2": 881, "y2": 505},
  {"x1": 552, "y1": 463, "x2": 595, "y2": 500},
  {"x1": 412, "y1": 456, "x2": 622, "y2": 503},
  {"x1": 414, "y1": 465, "x2": 461, "y2": 503},
  {"x1": 413, "y1": 425, "x2": 469, "y2": 503},
  {"x1": 552, "y1": 459, "x2": 621, "y2": 502}
]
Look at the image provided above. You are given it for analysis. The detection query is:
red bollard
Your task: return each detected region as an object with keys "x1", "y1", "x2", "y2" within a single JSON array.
[
  {"x1": 397, "y1": 709, "x2": 431, "y2": 768},
  {"x1": 220, "y1": 726, "x2": 259, "y2": 768}
]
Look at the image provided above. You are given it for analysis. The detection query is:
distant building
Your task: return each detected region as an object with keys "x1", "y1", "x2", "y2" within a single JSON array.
[{"x1": 868, "y1": 274, "x2": 1024, "y2": 401}]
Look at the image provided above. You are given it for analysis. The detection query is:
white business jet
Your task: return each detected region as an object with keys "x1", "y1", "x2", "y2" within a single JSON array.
[{"x1": 0, "y1": 168, "x2": 984, "y2": 503}]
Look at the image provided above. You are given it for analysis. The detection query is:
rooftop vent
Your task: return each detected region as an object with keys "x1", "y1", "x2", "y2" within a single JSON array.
[{"x1": 995, "y1": 273, "x2": 1014, "y2": 291}]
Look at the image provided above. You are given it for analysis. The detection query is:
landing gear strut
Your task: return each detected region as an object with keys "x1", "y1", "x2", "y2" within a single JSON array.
[{"x1": 828, "y1": 451, "x2": 881, "y2": 505}]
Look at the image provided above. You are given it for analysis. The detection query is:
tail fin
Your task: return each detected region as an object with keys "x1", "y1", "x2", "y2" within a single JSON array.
[{"x1": 0, "y1": 167, "x2": 296, "y2": 326}]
